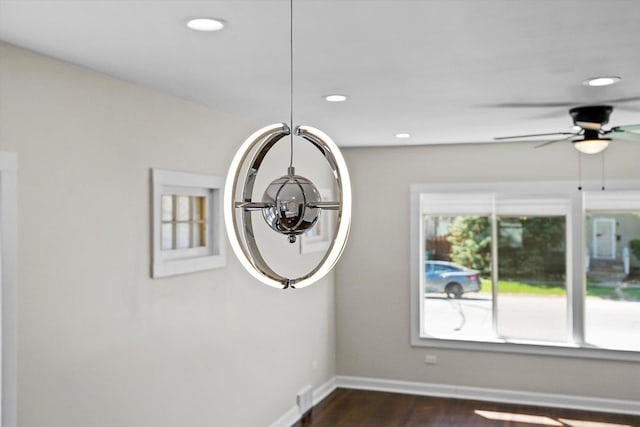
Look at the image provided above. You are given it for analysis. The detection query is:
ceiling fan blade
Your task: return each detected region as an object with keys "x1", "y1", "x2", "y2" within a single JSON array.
[
  {"x1": 494, "y1": 131, "x2": 576, "y2": 141},
  {"x1": 534, "y1": 134, "x2": 575, "y2": 149},
  {"x1": 487, "y1": 96, "x2": 640, "y2": 110},
  {"x1": 606, "y1": 125, "x2": 640, "y2": 140},
  {"x1": 611, "y1": 124, "x2": 640, "y2": 132},
  {"x1": 490, "y1": 101, "x2": 575, "y2": 108},
  {"x1": 603, "y1": 96, "x2": 640, "y2": 104}
]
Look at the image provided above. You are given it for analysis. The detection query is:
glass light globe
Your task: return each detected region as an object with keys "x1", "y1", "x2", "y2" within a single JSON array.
[{"x1": 262, "y1": 169, "x2": 321, "y2": 243}]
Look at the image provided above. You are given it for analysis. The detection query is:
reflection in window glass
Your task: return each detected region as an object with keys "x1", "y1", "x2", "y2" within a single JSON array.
[
  {"x1": 161, "y1": 195, "x2": 173, "y2": 221},
  {"x1": 176, "y1": 223, "x2": 190, "y2": 249},
  {"x1": 585, "y1": 211, "x2": 640, "y2": 351},
  {"x1": 422, "y1": 215, "x2": 493, "y2": 340},
  {"x1": 177, "y1": 196, "x2": 190, "y2": 221},
  {"x1": 161, "y1": 194, "x2": 208, "y2": 251},
  {"x1": 496, "y1": 216, "x2": 567, "y2": 342},
  {"x1": 161, "y1": 223, "x2": 173, "y2": 250}
]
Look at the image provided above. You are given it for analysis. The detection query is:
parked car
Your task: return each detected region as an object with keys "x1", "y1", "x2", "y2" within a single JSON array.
[{"x1": 424, "y1": 260, "x2": 481, "y2": 298}]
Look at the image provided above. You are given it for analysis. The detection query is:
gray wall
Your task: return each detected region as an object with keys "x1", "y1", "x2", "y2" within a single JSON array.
[
  {"x1": 0, "y1": 42, "x2": 335, "y2": 427},
  {"x1": 336, "y1": 142, "x2": 640, "y2": 401}
]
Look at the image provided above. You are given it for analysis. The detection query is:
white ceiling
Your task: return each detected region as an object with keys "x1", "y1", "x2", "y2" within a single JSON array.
[{"x1": 1, "y1": 0, "x2": 640, "y2": 148}]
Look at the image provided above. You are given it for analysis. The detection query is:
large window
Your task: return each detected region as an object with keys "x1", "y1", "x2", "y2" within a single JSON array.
[{"x1": 411, "y1": 182, "x2": 640, "y2": 360}]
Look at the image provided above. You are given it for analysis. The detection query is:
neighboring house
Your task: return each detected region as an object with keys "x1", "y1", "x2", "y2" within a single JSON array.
[{"x1": 586, "y1": 212, "x2": 640, "y2": 268}]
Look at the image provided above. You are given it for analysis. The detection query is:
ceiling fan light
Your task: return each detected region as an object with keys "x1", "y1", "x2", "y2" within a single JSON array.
[
  {"x1": 582, "y1": 76, "x2": 621, "y2": 87},
  {"x1": 573, "y1": 138, "x2": 610, "y2": 154}
]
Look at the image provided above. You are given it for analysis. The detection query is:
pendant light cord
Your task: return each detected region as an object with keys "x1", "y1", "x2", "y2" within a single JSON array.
[{"x1": 289, "y1": 0, "x2": 294, "y2": 170}]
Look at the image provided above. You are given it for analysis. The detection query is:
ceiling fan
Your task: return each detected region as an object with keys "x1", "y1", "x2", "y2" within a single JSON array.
[{"x1": 494, "y1": 105, "x2": 640, "y2": 154}]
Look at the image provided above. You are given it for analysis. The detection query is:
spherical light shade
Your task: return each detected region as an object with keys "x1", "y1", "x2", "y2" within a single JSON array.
[
  {"x1": 573, "y1": 138, "x2": 610, "y2": 154},
  {"x1": 262, "y1": 173, "x2": 321, "y2": 241}
]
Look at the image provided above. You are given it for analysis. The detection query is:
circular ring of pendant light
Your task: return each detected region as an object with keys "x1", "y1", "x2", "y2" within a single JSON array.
[{"x1": 224, "y1": 123, "x2": 351, "y2": 289}]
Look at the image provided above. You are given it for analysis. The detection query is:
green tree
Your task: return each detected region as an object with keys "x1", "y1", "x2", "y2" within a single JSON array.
[
  {"x1": 630, "y1": 238, "x2": 640, "y2": 261},
  {"x1": 498, "y1": 216, "x2": 565, "y2": 280},
  {"x1": 447, "y1": 216, "x2": 492, "y2": 275},
  {"x1": 446, "y1": 215, "x2": 566, "y2": 280}
]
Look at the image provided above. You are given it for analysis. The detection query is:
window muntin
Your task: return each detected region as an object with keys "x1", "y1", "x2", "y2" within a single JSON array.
[{"x1": 411, "y1": 183, "x2": 640, "y2": 360}]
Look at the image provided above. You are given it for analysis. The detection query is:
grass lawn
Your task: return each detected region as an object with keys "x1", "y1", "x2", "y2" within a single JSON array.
[{"x1": 479, "y1": 278, "x2": 640, "y2": 299}]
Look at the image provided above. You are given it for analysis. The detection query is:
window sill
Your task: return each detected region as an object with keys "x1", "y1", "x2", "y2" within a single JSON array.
[{"x1": 411, "y1": 335, "x2": 640, "y2": 362}]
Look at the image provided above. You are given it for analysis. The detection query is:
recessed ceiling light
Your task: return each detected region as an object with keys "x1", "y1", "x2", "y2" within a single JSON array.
[
  {"x1": 395, "y1": 133, "x2": 411, "y2": 139},
  {"x1": 582, "y1": 76, "x2": 621, "y2": 87},
  {"x1": 186, "y1": 18, "x2": 226, "y2": 32},
  {"x1": 324, "y1": 95, "x2": 347, "y2": 102}
]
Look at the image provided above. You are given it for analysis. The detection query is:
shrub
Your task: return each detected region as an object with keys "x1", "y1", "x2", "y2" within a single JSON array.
[{"x1": 630, "y1": 238, "x2": 640, "y2": 261}]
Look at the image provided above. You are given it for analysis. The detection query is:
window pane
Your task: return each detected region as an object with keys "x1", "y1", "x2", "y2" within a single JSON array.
[
  {"x1": 422, "y1": 215, "x2": 492, "y2": 340},
  {"x1": 161, "y1": 223, "x2": 173, "y2": 250},
  {"x1": 193, "y1": 196, "x2": 206, "y2": 221},
  {"x1": 585, "y1": 211, "x2": 640, "y2": 351},
  {"x1": 176, "y1": 223, "x2": 190, "y2": 249},
  {"x1": 177, "y1": 196, "x2": 190, "y2": 221},
  {"x1": 193, "y1": 223, "x2": 206, "y2": 247},
  {"x1": 496, "y1": 216, "x2": 567, "y2": 342},
  {"x1": 161, "y1": 195, "x2": 173, "y2": 221}
]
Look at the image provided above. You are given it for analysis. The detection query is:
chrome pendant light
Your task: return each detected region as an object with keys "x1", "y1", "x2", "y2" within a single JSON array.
[{"x1": 224, "y1": 0, "x2": 351, "y2": 289}]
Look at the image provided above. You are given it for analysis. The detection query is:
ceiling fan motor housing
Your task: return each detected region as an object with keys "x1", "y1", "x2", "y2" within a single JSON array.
[{"x1": 569, "y1": 105, "x2": 613, "y2": 127}]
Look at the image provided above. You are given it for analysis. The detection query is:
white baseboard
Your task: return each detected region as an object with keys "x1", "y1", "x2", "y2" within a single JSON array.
[
  {"x1": 268, "y1": 377, "x2": 338, "y2": 427},
  {"x1": 270, "y1": 375, "x2": 639, "y2": 426},
  {"x1": 336, "y1": 375, "x2": 640, "y2": 416}
]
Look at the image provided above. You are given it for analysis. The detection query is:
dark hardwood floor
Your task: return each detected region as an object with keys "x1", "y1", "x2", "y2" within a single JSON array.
[{"x1": 292, "y1": 388, "x2": 640, "y2": 427}]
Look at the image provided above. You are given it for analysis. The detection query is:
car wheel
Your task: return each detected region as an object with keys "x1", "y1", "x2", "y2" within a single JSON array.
[{"x1": 445, "y1": 282, "x2": 463, "y2": 299}]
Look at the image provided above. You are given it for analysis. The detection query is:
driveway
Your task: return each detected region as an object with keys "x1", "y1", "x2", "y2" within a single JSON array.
[{"x1": 423, "y1": 294, "x2": 640, "y2": 351}]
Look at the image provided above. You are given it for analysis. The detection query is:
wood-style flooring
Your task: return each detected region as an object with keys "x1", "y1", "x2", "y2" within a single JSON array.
[{"x1": 292, "y1": 388, "x2": 640, "y2": 427}]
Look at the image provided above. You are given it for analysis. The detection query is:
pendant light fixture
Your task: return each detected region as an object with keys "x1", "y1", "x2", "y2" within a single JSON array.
[{"x1": 224, "y1": 0, "x2": 352, "y2": 289}]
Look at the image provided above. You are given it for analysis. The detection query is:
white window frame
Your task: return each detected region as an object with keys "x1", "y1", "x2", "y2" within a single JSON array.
[
  {"x1": 151, "y1": 169, "x2": 225, "y2": 278},
  {"x1": 410, "y1": 180, "x2": 640, "y2": 362}
]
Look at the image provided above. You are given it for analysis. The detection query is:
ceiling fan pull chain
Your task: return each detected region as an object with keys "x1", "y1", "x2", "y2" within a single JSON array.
[
  {"x1": 601, "y1": 151, "x2": 606, "y2": 191},
  {"x1": 578, "y1": 152, "x2": 582, "y2": 191}
]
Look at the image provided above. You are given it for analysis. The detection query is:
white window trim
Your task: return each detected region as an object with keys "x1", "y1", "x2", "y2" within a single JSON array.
[
  {"x1": 151, "y1": 169, "x2": 225, "y2": 278},
  {"x1": 410, "y1": 180, "x2": 640, "y2": 362}
]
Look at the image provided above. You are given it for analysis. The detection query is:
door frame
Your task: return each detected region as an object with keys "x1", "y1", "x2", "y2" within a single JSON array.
[{"x1": 0, "y1": 152, "x2": 17, "y2": 427}]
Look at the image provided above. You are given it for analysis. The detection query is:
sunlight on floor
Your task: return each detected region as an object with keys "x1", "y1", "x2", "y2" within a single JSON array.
[
  {"x1": 474, "y1": 410, "x2": 633, "y2": 427},
  {"x1": 474, "y1": 410, "x2": 562, "y2": 425}
]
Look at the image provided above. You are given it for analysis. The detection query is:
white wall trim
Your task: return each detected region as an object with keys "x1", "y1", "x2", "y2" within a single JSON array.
[
  {"x1": 268, "y1": 377, "x2": 338, "y2": 427},
  {"x1": 336, "y1": 375, "x2": 640, "y2": 416},
  {"x1": 269, "y1": 375, "x2": 640, "y2": 425},
  {"x1": 312, "y1": 376, "x2": 337, "y2": 406}
]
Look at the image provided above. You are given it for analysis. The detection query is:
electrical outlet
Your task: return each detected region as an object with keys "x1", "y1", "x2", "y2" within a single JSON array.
[
  {"x1": 297, "y1": 385, "x2": 313, "y2": 414},
  {"x1": 424, "y1": 354, "x2": 437, "y2": 365}
]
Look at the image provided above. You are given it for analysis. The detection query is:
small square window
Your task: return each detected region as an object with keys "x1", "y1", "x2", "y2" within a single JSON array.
[{"x1": 151, "y1": 169, "x2": 225, "y2": 278}]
